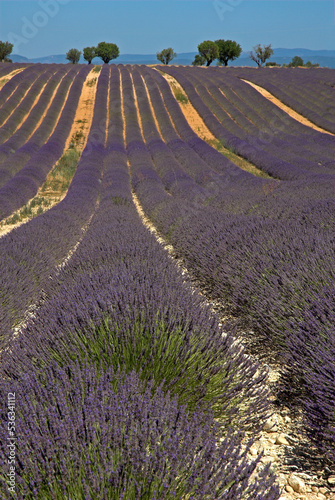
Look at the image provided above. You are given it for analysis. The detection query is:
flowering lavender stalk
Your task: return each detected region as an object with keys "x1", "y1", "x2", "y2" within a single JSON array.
[{"x1": 0, "y1": 361, "x2": 279, "y2": 500}]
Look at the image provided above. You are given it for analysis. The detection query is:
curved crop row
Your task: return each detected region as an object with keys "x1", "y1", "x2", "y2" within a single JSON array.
[
  {"x1": 204, "y1": 69, "x2": 334, "y2": 162},
  {"x1": 159, "y1": 66, "x2": 334, "y2": 179},
  {"x1": 127, "y1": 66, "x2": 335, "y2": 464},
  {"x1": 0, "y1": 66, "x2": 71, "y2": 163},
  {"x1": 0, "y1": 66, "x2": 58, "y2": 144},
  {"x1": 230, "y1": 67, "x2": 335, "y2": 133},
  {"x1": 0, "y1": 63, "x2": 27, "y2": 79},
  {"x1": 0, "y1": 65, "x2": 90, "y2": 219},
  {"x1": 0, "y1": 65, "x2": 279, "y2": 499},
  {"x1": 0, "y1": 65, "x2": 42, "y2": 112},
  {"x1": 0, "y1": 64, "x2": 108, "y2": 347},
  {"x1": 0, "y1": 65, "x2": 78, "y2": 171}
]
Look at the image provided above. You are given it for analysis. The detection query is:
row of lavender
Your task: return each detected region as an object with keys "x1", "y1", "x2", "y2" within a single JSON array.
[
  {"x1": 0, "y1": 65, "x2": 45, "y2": 129},
  {"x1": 228, "y1": 67, "x2": 335, "y2": 134},
  {"x1": 0, "y1": 63, "x2": 31, "y2": 79},
  {"x1": 126, "y1": 65, "x2": 335, "y2": 465},
  {"x1": 0, "y1": 65, "x2": 73, "y2": 164},
  {"x1": 0, "y1": 65, "x2": 69, "y2": 146},
  {"x1": 158, "y1": 65, "x2": 334, "y2": 180},
  {"x1": 0, "y1": 64, "x2": 107, "y2": 349},
  {"x1": 0, "y1": 65, "x2": 89, "y2": 219},
  {"x1": 0, "y1": 65, "x2": 279, "y2": 498},
  {"x1": 202, "y1": 68, "x2": 333, "y2": 168}
]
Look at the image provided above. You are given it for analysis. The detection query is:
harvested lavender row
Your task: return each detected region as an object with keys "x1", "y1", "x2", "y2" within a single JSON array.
[
  {"x1": 0, "y1": 65, "x2": 91, "y2": 219},
  {"x1": 139, "y1": 65, "x2": 277, "y2": 202},
  {"x1": 141, "y1": 65, "x2": 272, "y2": 193},
  {"x1": 157, "y1": 66, "x2": 304, "y2": 180},
  {"x1": 0, "y1": 65, "x2": 43, "y2": 122},
  {"x1": 0, "y1": 66, "x2": 57, "y2": 144},
  {"x1": 0, "y1": 64, "x2": 109, "y2": 348},
  {"x1": 0, "y1": 65, "x2": 73, "y2": 164}
]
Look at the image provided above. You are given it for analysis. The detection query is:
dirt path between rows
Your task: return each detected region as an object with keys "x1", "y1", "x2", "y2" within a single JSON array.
[
  {"x1": 65, "y1": 67, "x2": 99, "y2": 150},
  {"x1": 241, "y1": 79, "x2": 334, "y2": 136}
]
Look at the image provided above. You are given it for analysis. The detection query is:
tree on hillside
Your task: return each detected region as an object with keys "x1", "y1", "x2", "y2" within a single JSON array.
[
  {"x1": 305, "y1": 61, "x2": 319, "y2": 68},
  {"x1": 66, "y1": 48, "x2": 81, "y2": 64},
  {"x1": 0, "y1": 41, "x2": 14, "y2": 63},
  {"x1": 197, "y1": 41, "x2": 219, "y2": 67},
  {"x1": 83, "y1": 46, "x2": 97, "y2": 64},
  {"x1": 288, "y1": 55, "x2": 304, "y2": 67},
  {"x1": 215, "y1": 39, "x2": 242, "y2": 66},
  {"x1": 192, "y1": 54, "x2": 207, "y2": 66},
  {"x1": 249, "y1": 44, "x2": 273, "y2": 67},
  {"x1": 96, "y1": 42, "x2": 119, "y2": 64},
  {"x1": 157, "y1": 48, "x2": 177, "y2": 65}
]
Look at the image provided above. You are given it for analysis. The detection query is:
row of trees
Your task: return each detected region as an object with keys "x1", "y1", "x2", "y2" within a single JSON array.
[
  {"x1": 66, "y1": 42, "x2": 120, "y2": 64},
  {"x1": 154, "y1": 41, "x2": 272, "y2": 68},
  {"x1": 0, "y1": 39, "x2": 322, "y2": 69},
  {"x1": 192, "y1": 39, "x2": 242, "y2": 67},
  {"x1": 191, "y1": 41, "x2": 275, "y2": 67}
]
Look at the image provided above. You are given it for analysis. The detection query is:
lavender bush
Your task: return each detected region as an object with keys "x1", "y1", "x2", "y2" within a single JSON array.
[{"x1": 0, "y1": 362, "x2": 279, "y2": 500}]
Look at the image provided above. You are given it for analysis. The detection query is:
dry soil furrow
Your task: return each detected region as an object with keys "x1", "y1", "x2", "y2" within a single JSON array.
[{"x1": 65, "y1": 67, "x2": 100, "y2": 151}]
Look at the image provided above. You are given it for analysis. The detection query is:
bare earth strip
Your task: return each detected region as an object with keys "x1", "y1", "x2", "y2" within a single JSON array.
[
  {"x1": 158, "y1": 71, "x2": 270, "y2": 178},
  {"x1": 65, "y1": 67, "x2": 100, "y2": 150},
  {"x1": 241, "y1": 79, "x2": 334, "y2": 136},
  {"x1": 0, "y1": 68, "x2": 99, "y2": 238}
]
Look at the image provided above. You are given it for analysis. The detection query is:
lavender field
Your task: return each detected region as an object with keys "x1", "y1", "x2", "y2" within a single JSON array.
[{"x1": 0, "y1": 62, "x2": 334, "y2": 499}]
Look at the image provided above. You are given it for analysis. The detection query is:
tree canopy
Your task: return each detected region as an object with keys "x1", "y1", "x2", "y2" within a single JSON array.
[
  {"x1": 249, "y1": 44, "x2": 273, "y2": 67},
  {"x1": 197, "y1": 41, "x2": 219, "y2": 67},
  {"x1": 83, "y1": 46, "x2": 97, "y2": 64},
  {"x1": 66, "y1": 48, "x2": 81, "y2": 64},
  {"x1": 156, "y1": 48, "x2": 177, "y2": 65},
  {"x1": 289, "y1": 55, "x2": 304, "y2": 67},
  {"x1": 215, "y1": 39, "x2": 242, "y2": 66},
  {"x1": 96, "y1": 42, "x2": 119, "y2": 64},
  {"x1": 192, "y1": 54, "x2": 207, "y2": 66},
  {"x1": 0, "y1": 41, "x2": 14, "y2": 63}
]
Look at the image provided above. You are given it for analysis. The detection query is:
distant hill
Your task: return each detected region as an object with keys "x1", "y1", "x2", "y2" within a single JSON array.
[{"x1": 11, "y1": 49, "x2": 335, "y2": 68}]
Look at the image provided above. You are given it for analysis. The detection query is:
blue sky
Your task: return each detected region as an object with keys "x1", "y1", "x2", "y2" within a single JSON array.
[{"x1": 0, "y1": 1, "x2": 334, "y2": 58}]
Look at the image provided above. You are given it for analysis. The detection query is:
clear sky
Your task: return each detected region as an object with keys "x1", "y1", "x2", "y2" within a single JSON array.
[{"x1": 0, "y1": 0, "x2": 334, "y2": 58}]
